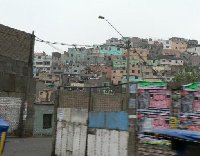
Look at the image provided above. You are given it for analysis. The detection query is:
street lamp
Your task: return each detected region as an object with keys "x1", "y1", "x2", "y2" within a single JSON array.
[
  {"x1": 98, "y1": 16, "x2": 136, "y2": 156},
  {"x1": 98, "y1": 15, "x2": 131, "y2": 110}
]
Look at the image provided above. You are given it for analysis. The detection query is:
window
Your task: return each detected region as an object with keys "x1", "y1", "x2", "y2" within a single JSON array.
[
  {"x1": 117, "y1": 48, "x2": 120, "y2": 51},
  {"x1": 40, "y1": 91, "x2": 43, "y2": 95},
  {"x1": 36, "y1": 62, "x2": 43, "y2": 65},
  {"x1": 109, "y1": 47, "x2": 111, "y2": 51},
  {"x1": 71, "y1": 54, "x2": 73, "y2": 57},
  {"x1": 74, "y1": 70, "x2": 78, "y2": 72},
  {"x1": 146, "y1": 72, "x2": 149, "y2": 75},
  {"x1": 166, "y1": 40, "x2": 169, "y2": 44},
  {"x1": 135, "y1": 76, "x2": 138, "y2": 79},
  {"x1": 48, "y1": 75, "x2": 52, "y2": 79},
  {"x1": 113, "y1": 76, "x2": 115, "y2": 78},
  {"x1": 44, "y1": 61, "x2": 50, "y2": 65},
  {"x1": 166, "y1": 46, "x2": 169, "y2": 48},
  {"x1": 118, "y1": 81, "x2": 121, "y2": 84},
  {"x1": 132, "y1": 70, "x2": 135, "y2": 73},
  {"x1": 113, "y1": 70, "x2": 116, "y2": 73},
  {"x1": 38, "y1": 56, "x2": 41, "y2": 59},
  {"x1": 169, "y1": 60, "x2": 171, "y2": 62},
  {"x1": 43, "y1": 114, "x2": 52, "y2": 129},
  {"x1": 46, "y1": 81, "x2": 52, "y2": 83},
  {"x1": 138, "y1": 70, "x2": 140, "y2": 74},
  {"x1": 120, "y1": 71, "x2": 123, "y2": 73}
]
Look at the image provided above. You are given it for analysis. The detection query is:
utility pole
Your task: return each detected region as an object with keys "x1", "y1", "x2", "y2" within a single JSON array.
[
  {"x1": 98, "y1": 16, "x2": 137, "y2": 156},
  {"x1": 125, "y1": 39, "x2": 131, "y2": 110}
]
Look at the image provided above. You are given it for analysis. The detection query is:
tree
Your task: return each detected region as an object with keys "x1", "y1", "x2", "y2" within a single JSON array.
[{"x1": 169, "y1": 68, "x2": 200, "y2": 90}]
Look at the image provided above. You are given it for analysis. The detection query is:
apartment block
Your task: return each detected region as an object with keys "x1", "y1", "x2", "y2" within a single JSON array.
[{"x1": 33, "y1": 52, "x2": 52, "y2": 77}]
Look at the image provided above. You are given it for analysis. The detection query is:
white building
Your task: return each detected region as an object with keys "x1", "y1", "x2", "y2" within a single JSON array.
[
  {"x1": 187, "y1": 47, "x2": 200, "y2": 56},
  {"x1": 33, "y1": 52, "x2": 52, "y2": 77},
  {"x1": 160, "y1": 55, "x2": 183, "y2": 66},
  {"x1": 158, "y1": 40, "x2": 172, "y2": 49}
]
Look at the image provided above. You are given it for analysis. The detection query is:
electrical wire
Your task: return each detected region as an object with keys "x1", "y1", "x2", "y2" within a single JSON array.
[{"x1": 35, "y1": 36, "x2": 93, "y2": 48}]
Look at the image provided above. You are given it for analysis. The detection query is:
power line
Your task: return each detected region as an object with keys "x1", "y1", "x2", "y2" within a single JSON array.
[{"x1": 35, "y1": 36, "x2": 93, "y2": 48}]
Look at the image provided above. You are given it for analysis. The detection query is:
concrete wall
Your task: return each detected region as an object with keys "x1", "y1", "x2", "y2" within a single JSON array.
[
  {"x1": 0, "y1": 24, "x2": 35, "y2": 136},
  {"x1": 33, "y1": 104, "x2": 54, "y2": 136},
  {"x1": 0, "y1": 97, "x2": 22, "y2": 135}
]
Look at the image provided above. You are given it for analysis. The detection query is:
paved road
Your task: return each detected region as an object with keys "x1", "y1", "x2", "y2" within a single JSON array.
[{"x1": 3, "y1": 137, "x2": 52, "y2": 156}]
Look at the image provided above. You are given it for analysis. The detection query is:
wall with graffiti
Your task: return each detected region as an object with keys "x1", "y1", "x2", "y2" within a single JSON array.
[
  {"x1": 136, "y1": 81, "x2": 172, "y2": 132},
  {"x1": 180, "y1": 83, "x2": 200, "y2": 131}
]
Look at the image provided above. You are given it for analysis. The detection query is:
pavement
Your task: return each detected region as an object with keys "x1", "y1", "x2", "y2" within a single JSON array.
[{"x1": 3, "y1": 137, "x2": 52, "y2": 156}]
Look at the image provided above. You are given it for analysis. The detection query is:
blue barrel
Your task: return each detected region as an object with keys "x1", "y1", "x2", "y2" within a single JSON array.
[{"x1": 0, "y1": 118, "x2": 9, "y2": 155}]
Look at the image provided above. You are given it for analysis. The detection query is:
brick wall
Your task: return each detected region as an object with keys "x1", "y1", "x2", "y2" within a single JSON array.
[
  {"x1": 0, "y1": 24, "x2": 35, "y2": 136},
  {"x1": 59, "y1": 91, "x2": 126, "y2": 111},
  {"x1": 92, "y1": 93, "x2": 125, "y2": 111},
  {"x1": 59, "y1": 91, "x2": 89, "y2": 109},
  {"x1": 0, "y1": 24, "x2": 32, "y2": 63}
]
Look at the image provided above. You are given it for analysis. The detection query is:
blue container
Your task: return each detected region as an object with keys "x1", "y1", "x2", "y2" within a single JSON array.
[
  {"x1": 0, "y1": 118, "x2": 9, "y2": 136},
  {"x1": 89, "y1": 112, "x2": 128, "y2": 131}
]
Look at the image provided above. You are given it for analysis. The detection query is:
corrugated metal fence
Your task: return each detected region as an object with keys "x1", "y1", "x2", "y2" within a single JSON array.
[
  {"x1": 55, "y1": 108, "x2": 129, "y2": 156},
  {"x1": 55, "y1": 108, "x2": 88, "y2": 156}
]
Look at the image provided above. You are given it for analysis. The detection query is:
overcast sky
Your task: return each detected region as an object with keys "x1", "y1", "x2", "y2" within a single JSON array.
[{"x1": 0, "y1": 0, "x2": 200, "y2": 54}]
